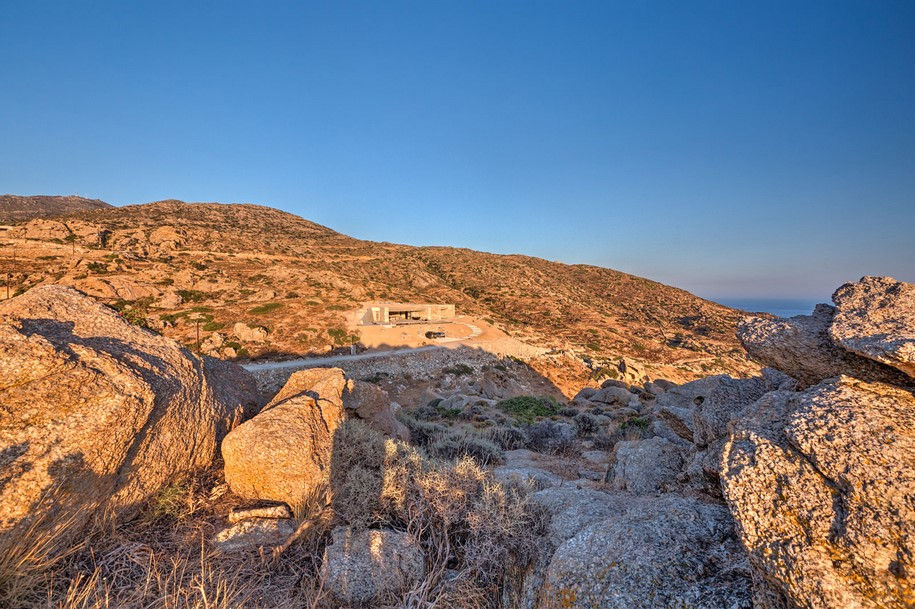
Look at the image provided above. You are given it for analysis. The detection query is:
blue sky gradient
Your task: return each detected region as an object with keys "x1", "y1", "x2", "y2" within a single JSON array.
[{"x1": 2, "y1": 1, "x2": 913, "y2": 302}]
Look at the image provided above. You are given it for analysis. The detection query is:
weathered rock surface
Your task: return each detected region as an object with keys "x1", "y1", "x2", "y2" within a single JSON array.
[
  {"x1": 213, "y1": 517, "x2": 295, "y2": 553},
  {"x1": 656, "y1": 371, "x2": 794, "y2": 446},
  {"x1": 589, "y1": 384, "x2": 634, "y2": 406},
  {"x1": 232, "y1": 322, "x2": 268, "y2": 343},
  {"x1": 222, "y1": 368, "x2": 345, "y2": 509},
  {"x1": 611, "y1": 436, "x2": 683, "y2": 494},
  {"x1": 738, "y1": 303, "x2": 911, "y2": 387},
  {"x1": 536, "y1": 495, "x2": 752, "y2": 609},
  {"x1": 321, "y1": 527, "x2": 426, "y2": 606},
  {"x1": 830, "y1": 276, "x2": 915, "y2": 379},
  {"x1": 493, "y1": 449, "x2": 565, "y2": 490},
  {"x1": 721, "y1": 376, "x2": 915, "y2": 608},
  {"x1": 222, "y1": 367, "x2": 408, "y2": 508},
  {"x1": 0, "y1": 286, "x2": 259, "y2": 538},
  {"x1": 227, "y1": 503, "x2": 292, "y2": 523}
]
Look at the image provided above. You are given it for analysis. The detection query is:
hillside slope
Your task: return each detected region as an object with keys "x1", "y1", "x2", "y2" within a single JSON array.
[
  {"x1": 0, "y1": 194, "x2": 112, "y2": 223},
  {"x1": 0, "y1": 199, "x2": 757, "y2": 386}
]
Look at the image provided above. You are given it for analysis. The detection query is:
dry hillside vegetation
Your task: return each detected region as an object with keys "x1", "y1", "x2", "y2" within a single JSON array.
[
  {"x1": 0, "y1": 199, "x2": 755, "y2": 381},
  {"x1": 0, "y1": 194, "x2": 112, "y2": 223}
]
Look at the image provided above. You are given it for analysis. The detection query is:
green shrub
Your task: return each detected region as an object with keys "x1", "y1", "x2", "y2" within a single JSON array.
[
  {"x1": 248, "y1": 302, "x2": 283, "y2": 315},
  {"x1": 620, "y1": 415, "x2": 650, "y2": 431},
  {"x1": 176, "y1": 289, "x2": 207, "y2": 303},
  {"x1": 202, "y1": 321, "x2": 225, "y2": 331},
  {"x1": 327, "y1": 327, "x2": 359, "y2": 346},
  {"x1": 496, "y1": 396, "x2": 561, "y2": 422},
  {"x1": 442, "y1": 363, "x2": 473, "y2": 376}
]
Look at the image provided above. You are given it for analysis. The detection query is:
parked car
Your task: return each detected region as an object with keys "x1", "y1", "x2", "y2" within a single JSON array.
[{"x1": 425, "y1": 330, "x2": 446, "y2": 339}]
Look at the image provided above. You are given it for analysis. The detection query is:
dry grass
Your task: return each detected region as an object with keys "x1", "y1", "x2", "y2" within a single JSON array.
[
  {"x1": 2, "y1": 427, "x2": 544, "y2": 609},
  {"x1": 328, "y1": 420, "x2": 548, "y2": 609},
  {"x1": 0, "y1": 468, "x2": 326, "y2": 609}
]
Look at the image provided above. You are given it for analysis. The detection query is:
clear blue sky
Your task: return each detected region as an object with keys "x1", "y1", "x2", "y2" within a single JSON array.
[{"x1": 2, "y1": 1, "x2": 913, "y2": 302}]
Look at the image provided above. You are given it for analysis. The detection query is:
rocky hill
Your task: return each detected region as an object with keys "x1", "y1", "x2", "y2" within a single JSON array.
[
  {"x1": 0, "y1": 198, "x2": 757, "y2": 389},
  {"x1": 0, "y1": 194, "x2": 112, "y2": 223}
]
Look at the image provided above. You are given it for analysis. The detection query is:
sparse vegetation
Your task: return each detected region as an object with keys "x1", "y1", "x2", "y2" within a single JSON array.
[
  {"x1": 496, "y1": 395, "x2": 561, "y2": 422},
  {"x1": 176, "y1": 289, "x2": 208, "y2": 303},
  {"x1": 442, "y1": 363, "x2": 474, "y2": 376},
  {"x1": 329, "y1": 419, "x2": 544, "y2": 606},
  {"x1": 248, "y1": 302, "x2": 283, "y2": 315},
  {"x1": 327, "y1": 327, "x2": 358, "y2": 346}
]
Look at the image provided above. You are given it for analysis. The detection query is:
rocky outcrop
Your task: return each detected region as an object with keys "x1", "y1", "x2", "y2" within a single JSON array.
[
  {"x1": 536, "y1": 494, "x2": 752, "y2": 609},
  {"x1": 341, "y1": 379, "x2": 409, "y2": 441},
  {"x1": 0, "y1": 286, "x2": 259, "y2": 539},
  {"x1": 221, "y1": 367, "x2": 408, "y2": 509},
  {"x1": 321, "y1": 527, "x2": 426, "y2": 606},
  {"x1": 830, "y1": 276, "x2": 915, "y2": 379},
  {"x1": 738, "y1": 303, "x2": 911, "y2": 387},
  {"x1": 721, "y1": 376, "x2": 915, "y2": 608}
]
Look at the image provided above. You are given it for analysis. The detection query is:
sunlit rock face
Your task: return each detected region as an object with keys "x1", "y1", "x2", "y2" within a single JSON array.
[
  {"x1": 0, "y1": 285, "x2": 258, "y2": 541},
  {"x1": 722, "y1": 377, "x2": 915, "y2": 609}
]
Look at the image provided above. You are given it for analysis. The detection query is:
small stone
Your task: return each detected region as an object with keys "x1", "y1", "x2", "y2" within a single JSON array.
[
  {"x1": 228, "y1": 503, "x2": 292, "y2": 523},
  {"x1": 213, "y1": 518, "x2": 296, "y2": 553}
]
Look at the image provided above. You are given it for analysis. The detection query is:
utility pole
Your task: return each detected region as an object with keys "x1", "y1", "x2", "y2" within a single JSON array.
[
  {"x1": 195, "y1": 318, "x2": 201, "y2": 352},
  {"x1": 5, "y1": 273, "x2": 9, "y2": 300}
]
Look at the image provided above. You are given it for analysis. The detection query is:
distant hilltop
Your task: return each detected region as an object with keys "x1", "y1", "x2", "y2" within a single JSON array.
[{"x1": 0, "y1": 194, "x2": 112, "y2": 223}]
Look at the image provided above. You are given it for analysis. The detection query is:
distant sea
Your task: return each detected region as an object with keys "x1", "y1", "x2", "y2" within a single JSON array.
[{"x1": 714, "y1": 298, "x2": 823, "y2": 318}]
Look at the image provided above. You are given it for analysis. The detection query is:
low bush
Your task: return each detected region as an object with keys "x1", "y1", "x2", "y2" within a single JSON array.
[
  {"x1": 573, "y1": 412, "x2": 601, "y2": 436},
  {"x1": 496, "y1": 395, "x2": 561, "y2": 423},
  {"x1": 483, "y1": 425, "x2": 528, "y2": 450},
  {"x1": 442, "y1": 363, "x2": 474, "y2": 376},
  {"x1": 399, "y1": 415, "x2": 504, "y2": 465},
  {"x1": 176, "y1": 289, "x2": 208, "y2": 303},
  {"x1": 329, "y1": 420, "x2": 546, "y2": 607},
  {"x1": 248, "y1": 302, "x2": 283, "y2": 315}
]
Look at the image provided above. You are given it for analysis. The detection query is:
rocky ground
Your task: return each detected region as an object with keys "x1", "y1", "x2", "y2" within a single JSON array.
[{"x1": 1, "y1": 276, "x2": 912, "y2": 608}]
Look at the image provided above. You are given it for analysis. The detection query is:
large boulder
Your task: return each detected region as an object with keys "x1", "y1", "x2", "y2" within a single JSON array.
[
  {"x1": 0, "y1": 286, "x2": 259, "y2": 539},
  {"x1": 321, "y1": 527, "x2": 426, "y2": 605},
  {"x1": 222, "y1": 368, "x2": 346, "y2": 510},
  {"x1": 221, "y1": 367, "x2": 408, "y2": 509},
  {"x1": 721, "y1": 376, "x2": 915, "y2": 608},
  {"x1": 738, "y1": 303, "x2": 911, "y2": 387},
  {"x1": 536, "y1": 495, "x2": 752, "y2": 609},
  {"x1": 830, "y1": 276, "x2": 915, "y2": 380}
]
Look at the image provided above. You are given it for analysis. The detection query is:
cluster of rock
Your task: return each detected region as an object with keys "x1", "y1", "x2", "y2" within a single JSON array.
[
  {"x1": 495, "y1": 276, "x2": 915, "y2": 609},
  {"x1": 725, "y1": 276, "x2": 915, "y2": 608},
  {"x1": 215, "y1": 366, "x2": 418, "y2": 604},
  {"x1": 221, "y1": 366, "x2": 407, "y2": 510}
]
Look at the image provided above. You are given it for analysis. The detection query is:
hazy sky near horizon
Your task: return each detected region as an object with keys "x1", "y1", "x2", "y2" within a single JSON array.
[{"x1": 2, "y1": 1, "x2": 913, "y2": 302}]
